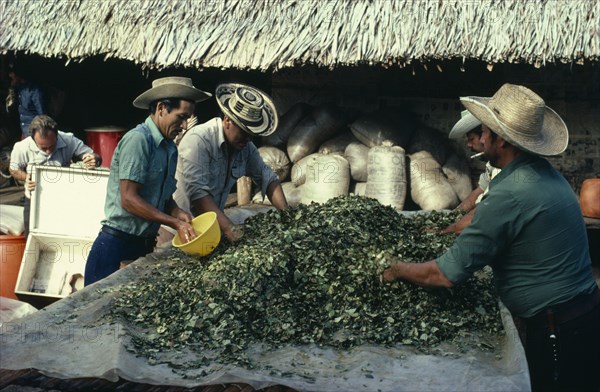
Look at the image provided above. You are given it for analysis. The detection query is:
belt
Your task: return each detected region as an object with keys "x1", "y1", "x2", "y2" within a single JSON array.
[
  {"x1": 516, "y1": 287, "x2": 600, "y2": 328},
  {"x1": 101, "y1": 225, "x2": 156, "y2": 247}
]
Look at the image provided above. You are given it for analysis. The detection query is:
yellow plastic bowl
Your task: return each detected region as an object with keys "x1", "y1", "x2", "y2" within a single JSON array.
[{"x1": 172, "y1": 212, "x2": 221, "y2": 256}]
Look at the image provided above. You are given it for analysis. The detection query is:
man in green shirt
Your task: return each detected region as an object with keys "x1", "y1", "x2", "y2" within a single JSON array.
[
  {"x1": 84, "y1": 77, "x2": 211, "y2": 286},
  {"x1": 383, "y1": 84, "x2": 599, "y2": 392}
]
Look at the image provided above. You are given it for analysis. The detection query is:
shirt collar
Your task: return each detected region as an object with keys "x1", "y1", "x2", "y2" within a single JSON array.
[
  {"x1": 145, "y1": 116, "x2": 167, "y2": 148},
  {"x1": 489, "y1": 153, "x2": 538, "y2": 189},
  {"x1": 216, "y1": 117, "x2": 227, "y2": 150}
]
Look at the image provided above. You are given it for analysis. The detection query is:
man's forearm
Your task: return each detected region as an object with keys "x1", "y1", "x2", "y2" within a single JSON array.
[
  {"x1": 266, "y1": 181, "x2": 288, "y2": 210},
  {"x1": 9, "y1": 169, "x2": 28, "y2": 182},
  {"x1": 192, "y1": 195, "x2": 235, "y2": 234},
  {"x1": 385, "y1": 258, "x2": 454, "y2": 288},
  {"x1": 455, "y1": 187, "x2": 484, "y2": 213}
]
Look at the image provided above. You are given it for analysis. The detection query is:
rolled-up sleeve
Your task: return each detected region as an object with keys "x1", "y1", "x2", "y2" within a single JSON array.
[
  {"x1": 436, "y1": 189, "x2": 521, "y2": 284},
  {"x1": 179, "y1": 132, "x2": 213, "y2": 203},
  {"x1": 246, "y1": 144, "x2": 279, "y2": 197}
]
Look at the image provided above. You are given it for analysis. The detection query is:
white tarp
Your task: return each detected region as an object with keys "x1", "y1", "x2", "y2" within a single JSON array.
[{"x1": 0, "y1": 249, "x2": 530, "y2": 391}]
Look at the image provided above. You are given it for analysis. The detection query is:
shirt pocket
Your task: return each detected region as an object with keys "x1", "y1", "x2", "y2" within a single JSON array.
[
  {"x1": 231, "y1": 156, "x2": 246, "y2": 180},
  {"x1": 146, "y1": 166, "x2": 166, "y2": 188}
]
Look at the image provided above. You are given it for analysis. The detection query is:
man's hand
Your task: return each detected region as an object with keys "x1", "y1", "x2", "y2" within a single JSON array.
[
  {"x1": 224, "y1": 224, "x2": 244, "y2": 243},
  {"x1": 81, "y1": 153, "x2": 97, "y2": 169},
  {"x1": 382, "y1": 262, "x2": 400, "y2": 283},
  {"x1": 24, "y1": 174, "x2": 36, "y2": 192},
  {"x1": 171, "y1": 207, "x2": 193, "y2": 224},
  {"x1": 175, "y1": 220, "x2": 197, "y2": 244}
]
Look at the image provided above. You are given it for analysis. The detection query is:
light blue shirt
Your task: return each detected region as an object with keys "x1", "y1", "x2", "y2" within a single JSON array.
[
  {"x1": 10, "y1": 130, "x2": 93, "y2": 197},
  {"x1": 103, "y1": 117, "x2": 178, "y2": 237},
  {"x1": 174, "y1": 117, "x2": 278, "y2": 213}
]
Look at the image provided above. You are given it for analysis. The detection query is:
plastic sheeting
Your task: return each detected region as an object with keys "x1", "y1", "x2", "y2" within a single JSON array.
[{"x1": 0, "y1": 248, "x2": 530, "y2": 391}]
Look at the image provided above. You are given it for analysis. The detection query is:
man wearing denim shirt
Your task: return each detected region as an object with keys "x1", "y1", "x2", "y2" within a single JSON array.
[{"x1": 174, "y1": 83, "x2": 288, "y2": 243}]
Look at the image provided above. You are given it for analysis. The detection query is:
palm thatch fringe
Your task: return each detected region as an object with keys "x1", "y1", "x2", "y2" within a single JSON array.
[{"x1": 0, "y1": 0, "x2": 598, "y2": 71}]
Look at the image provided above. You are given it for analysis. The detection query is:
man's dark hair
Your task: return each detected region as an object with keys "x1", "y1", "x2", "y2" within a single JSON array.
[
  {"x1": 29, "y1": 115, "x2": 58, "y2": 138},
  {"x1": 149, "y1": 98, "x2": 182, "y2": 115},
  {"x1": 466, "y1": 128, "x2": 483, "y2": 137}
]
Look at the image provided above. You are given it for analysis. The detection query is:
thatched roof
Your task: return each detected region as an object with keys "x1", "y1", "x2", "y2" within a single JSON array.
[{"x1": 1, "y1": 0, "x2": 599, "y2": 71}]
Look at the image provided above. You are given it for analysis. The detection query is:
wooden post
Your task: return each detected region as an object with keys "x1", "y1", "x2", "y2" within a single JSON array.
[{"x1": 237, "y1": 176, "x2": 252, "y2": 206}]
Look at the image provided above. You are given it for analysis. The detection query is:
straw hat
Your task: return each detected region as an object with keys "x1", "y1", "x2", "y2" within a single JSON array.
[
  {"x1": 448, "y1": 110, "x2": 481, "y2": 139},
  {"x1": 460, "y1": 84, "x2": 568, "y2": 156},
  {"x1": 133, "y1": 77, "x2": 211, "y2": 109},
  {"x1": 216, "y1": 83, "x2": 278, "y2": 136}
]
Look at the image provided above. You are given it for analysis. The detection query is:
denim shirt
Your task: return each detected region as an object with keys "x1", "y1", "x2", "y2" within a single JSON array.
[
  {"x1": 16, "y1": 82, "x2": 45, "y2": 134},
  {"x1": 103, "y1": 117, "x2": 178, "y2": 237},
  {"x1": 174, "y1": 117, "x2": 278, "y2": 213}
]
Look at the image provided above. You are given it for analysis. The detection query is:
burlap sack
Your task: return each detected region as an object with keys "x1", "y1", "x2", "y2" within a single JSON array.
[{"x1": 258, "y1": 146, "x2": 291, "y2": 182}]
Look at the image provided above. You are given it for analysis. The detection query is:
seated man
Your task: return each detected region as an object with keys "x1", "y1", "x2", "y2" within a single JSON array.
[
  {"x1": 9, "y1": 114, "x2": 101, "y2": 236},
  {"x1": 174, "y1": 83, "x2": 288, "y2": 242},
  {"x1": 442, "y1": 110, "x2": 500, "y2": 234}
]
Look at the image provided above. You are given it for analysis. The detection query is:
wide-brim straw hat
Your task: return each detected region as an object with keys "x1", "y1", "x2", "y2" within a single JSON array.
[
  {"x1": 216, "y1": 83, "x2": 278, "y2": 136},
  {"x1": 133, "y1": 77, "x2": 212, "y2": 109},
  {"x1": 448, "y1": 110, "x2": 482, "y2": 139},
  {"x1": 460, "y1": 83, "x2": 568, "y2": 156}
]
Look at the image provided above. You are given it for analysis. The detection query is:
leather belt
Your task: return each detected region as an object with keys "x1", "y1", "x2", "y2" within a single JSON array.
[
  {"x1": 516, "y1": 287, "x2": 600, "y2": 328},
  {"x1": 101, "y1": 225, "x2": 156, "y2": 247}
]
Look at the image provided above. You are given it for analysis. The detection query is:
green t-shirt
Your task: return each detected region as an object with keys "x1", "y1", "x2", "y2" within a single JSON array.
[{"x1": 437, "y1": 154, "x2": 596, "y2": 318}]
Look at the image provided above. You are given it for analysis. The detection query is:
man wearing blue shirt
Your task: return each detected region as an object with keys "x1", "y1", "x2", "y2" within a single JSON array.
[
  {"x1": 174, "y1": 83, "x2": 288, "y2": 243},
  {"x1": 383, "y1": 84, "x2": 599, "y2": 391},
  {"x1": 84, "y1": 77, "x2": 211, "y2": 285}
]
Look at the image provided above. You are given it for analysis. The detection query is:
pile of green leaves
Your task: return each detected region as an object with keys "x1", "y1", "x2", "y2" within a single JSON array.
[{"x1": 111, "y1": 195, "x2": 501, "y2": 366}]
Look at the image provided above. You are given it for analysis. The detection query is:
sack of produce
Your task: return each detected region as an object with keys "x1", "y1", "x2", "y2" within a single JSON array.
[
  {"x1": 344, "y1": 142, "x2": 370, "y2": 182},
  {"x1": 349, "y1": 110, "x2": 416, "y2": 148},
  {"x1": 252, "y1": 182, "x2": 303, "y2": 207},
  {"x1": 263, "y1": 102, "x2": 311, "y2": 149},
  {"x1": 351, "y1": 181, "x2": 367, "y2": 196},
  {"x1": 318, "y1": 130, "x2": 358, "y2": 155},
  {"x1": 258, "y1": 146, "x2": 291, "y2": 182},
  {"x1": 365, "y1": 141, "x2": 407, "y2": 210},
  {"x1": 407, "y1": 126, "x2": 450, "y2": 166},
  {"x1": 409, "y1": 151, "x2": 459, "y2": 210},
  {"x1": 442, "y1": 153, "x2": 473, "y2": 202},
  {"x1": 301, "y1": 153, "x2": 350, "y2": 204},
  {"x1": 287, "y1": 105, "x2": 347, "y2": 163},
  {"x1": 290, "y1": 152, "x2": 319, "y2": 186}
]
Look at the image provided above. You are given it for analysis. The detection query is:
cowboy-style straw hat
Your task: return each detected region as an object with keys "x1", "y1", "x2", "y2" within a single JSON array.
[
  {"x1": 133, "y1": 76, "x2": 211, "y2": 109},
  {"x1": 448, "y1": 110, "x2": 482, "y2": 139},
  {"x1": 216, "y1": 83, "x2": 278, "y2": 137},
  {"x1": 460, "y1": 83, "x2": 568, "y2": 156}
]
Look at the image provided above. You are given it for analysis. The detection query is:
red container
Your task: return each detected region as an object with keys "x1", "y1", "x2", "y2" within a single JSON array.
[
  {"x1": 85, "y1": 127, "x2": 126, "y2": 168},
  {"x1": 580, "y1": 178, "x2": 600, "y2": 219},
  {"x1": 0, "y1": 235, "x2": 26, "y2": 300}
]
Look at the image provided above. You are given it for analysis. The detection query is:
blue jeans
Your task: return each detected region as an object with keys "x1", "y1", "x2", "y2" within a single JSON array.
[{"x1": 84, "y1": 227, "x2": 155, "y2": 286}]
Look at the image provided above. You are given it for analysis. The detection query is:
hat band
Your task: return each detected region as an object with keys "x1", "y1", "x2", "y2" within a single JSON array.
[{"x1": 231, "y1": 95, "x2": 262, "y2": 122}]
